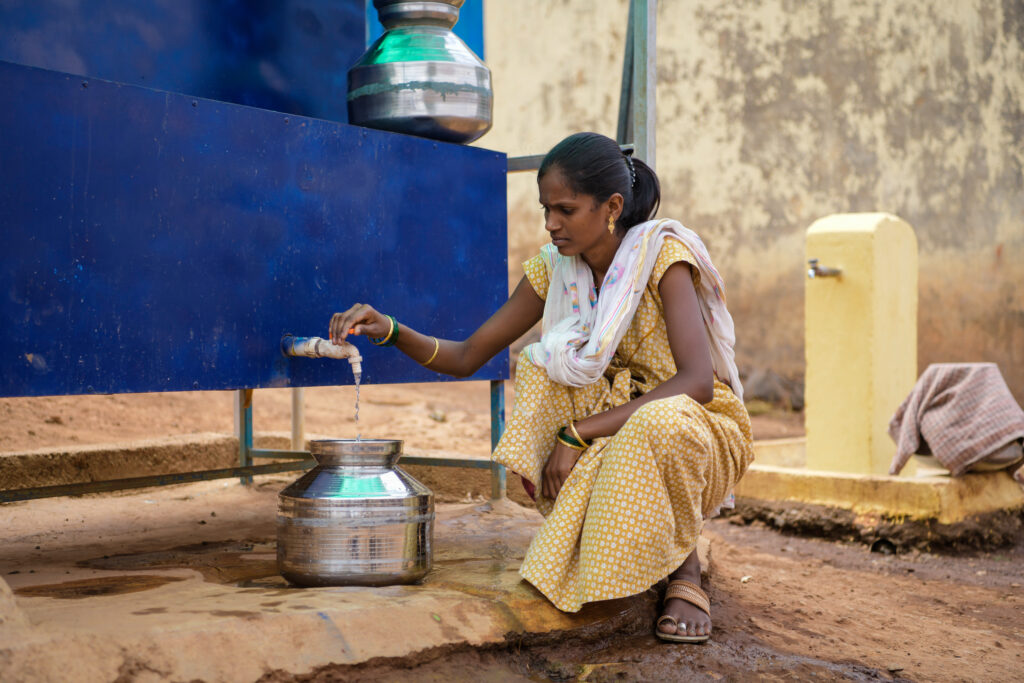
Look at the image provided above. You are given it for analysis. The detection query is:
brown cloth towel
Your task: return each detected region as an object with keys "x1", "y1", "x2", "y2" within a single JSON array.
[{"x1": 888, "y1": 363, "x2": 1024, "y2": 483}]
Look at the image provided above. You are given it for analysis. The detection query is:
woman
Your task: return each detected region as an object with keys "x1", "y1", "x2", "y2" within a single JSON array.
[{"x1": 329, "y1": 132, "x2": 754, "y2": 643}]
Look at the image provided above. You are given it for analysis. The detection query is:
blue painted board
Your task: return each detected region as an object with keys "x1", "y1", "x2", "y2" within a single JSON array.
[
  {"x1": 0, "y1": 0, "x2": 366, "y2": 123},
  {"x1": 0, "y1": 61, "x2": 509, "y2": 397}
]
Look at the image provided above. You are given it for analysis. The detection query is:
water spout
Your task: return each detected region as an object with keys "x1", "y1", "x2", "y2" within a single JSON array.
[
  {"x1": 807, "y1": 258, "x2": 842, "y2": 279},
  {"x1": 281, "y1": 335, "x2": 363, "y2": 380}
]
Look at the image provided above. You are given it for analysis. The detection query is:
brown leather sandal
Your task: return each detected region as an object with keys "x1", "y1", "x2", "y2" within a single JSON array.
[{"x1": 655, "y1": 579, "x2": 711, "y2": 643}]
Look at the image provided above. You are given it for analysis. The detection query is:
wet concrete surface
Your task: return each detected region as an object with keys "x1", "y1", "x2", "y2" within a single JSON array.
[
  {"x1": 2, "y1": 475, "x2": 1021, "y2": 682},
  {"x1": 13, "y1": 574, "x2": 187, "y2": 600},
  {"x1": 0, "y1": 476, "x2": 658, "y2": 681}
]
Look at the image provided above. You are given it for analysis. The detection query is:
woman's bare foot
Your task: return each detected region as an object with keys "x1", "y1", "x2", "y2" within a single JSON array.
[{"x1": 657, "y1": 550, "x2": 711, "y2": 640}]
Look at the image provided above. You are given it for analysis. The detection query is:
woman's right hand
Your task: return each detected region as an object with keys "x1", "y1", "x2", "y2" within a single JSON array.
[
  {"x1": 541, "y1": 440, "x2": 583, "y2": 500},
  {"x1": 329, "y1": 303, "x2": 390, "y2": 345}
]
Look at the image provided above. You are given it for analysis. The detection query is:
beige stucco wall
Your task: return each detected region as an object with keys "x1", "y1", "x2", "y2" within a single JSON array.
[{"x1": 481, "y1": 0, "x2": 1024, "y2": 403}]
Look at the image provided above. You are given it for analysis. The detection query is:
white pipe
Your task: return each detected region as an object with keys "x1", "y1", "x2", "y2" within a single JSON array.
[{"x1": 281, "y1": 335, "x2": 363, "y2": 378}]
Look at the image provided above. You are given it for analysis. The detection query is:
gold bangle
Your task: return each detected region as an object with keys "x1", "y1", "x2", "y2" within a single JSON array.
[
  {"x1": 421, "y1": 336, "x2": 440, "y2": 366},
  {"x1": 567, "y1": 421, "x2": 590, "y2": 447},
  {"x1": 370, "y1": 315, "x2": 395, "y2": 346},
  {"x1": 557, "y1": 434, "x2": 587, "y2": 451}
]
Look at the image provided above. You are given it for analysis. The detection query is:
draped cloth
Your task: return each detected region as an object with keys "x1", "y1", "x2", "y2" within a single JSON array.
[
  {"x1": 519, "y1": 219, "x2": 743, "y2": 400},
  {"x1": 888, "y1": 363, "x2": 1024, "y2": 484}
]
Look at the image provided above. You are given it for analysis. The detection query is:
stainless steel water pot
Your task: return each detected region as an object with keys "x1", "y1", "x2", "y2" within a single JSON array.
[
  {"x1": 347, "y1": 0, "x2": 492, "y2": 143},
  {"x1": 277, "y1": 439, "x2": 433, "y2": 586}
]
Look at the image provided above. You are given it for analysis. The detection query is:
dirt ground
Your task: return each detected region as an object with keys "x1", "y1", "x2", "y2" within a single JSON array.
[
  {"x1": 2, "y1": 383, "x2": 1022, "y2": 682},
  {"x1": 0, "y1": 380, "x2": 805, "y2": 455},
  {"x1": 286, "y1": 518, "x2": 1024, "y2": 682}
]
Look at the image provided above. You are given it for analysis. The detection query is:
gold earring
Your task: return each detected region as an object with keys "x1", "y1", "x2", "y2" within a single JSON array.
[{"x1": 608, "y1": 215, "x2": 615, "y2": 234}]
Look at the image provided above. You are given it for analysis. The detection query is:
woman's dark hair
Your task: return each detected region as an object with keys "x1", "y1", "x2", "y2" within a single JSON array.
[{"x1": 538, "y1": 132, "x2": 660, "y2": 232}]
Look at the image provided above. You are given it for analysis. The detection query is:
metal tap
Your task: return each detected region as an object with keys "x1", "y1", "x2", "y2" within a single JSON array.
[
  {"x1": 281, "y1": 335, "x2": 362, "y2": 379},
  {"x1": 807, "y1": 259, "x2": 842, "y2": 279}
]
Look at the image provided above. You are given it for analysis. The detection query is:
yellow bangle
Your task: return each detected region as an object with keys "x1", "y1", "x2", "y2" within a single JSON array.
[
  {"x1": 557, "y1": 434, "x2": 587, "y2": 451},
  {"x1": 567, "y1": 421, "x2": 590, "y2": 447},
  {"x1": 421, "y1": 337, "x2": 440, "y2": 367},
  {"x1": 370, "y1": 315, "x2": 395, "y2": 346}
]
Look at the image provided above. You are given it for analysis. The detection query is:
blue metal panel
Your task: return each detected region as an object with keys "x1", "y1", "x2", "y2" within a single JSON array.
[
  {"x1": 0, "y1": 61, "x2": 508, "y2": 397},
  {"x1": 0, "y1": 0, "x2": 365, "y2": 123}
]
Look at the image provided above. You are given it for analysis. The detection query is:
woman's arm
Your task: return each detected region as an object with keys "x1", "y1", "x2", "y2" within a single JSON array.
[
  {"x1": 541, "y1": 261, "x2": 716, "y2": 499},
  {"x1": 329, "y1": 275, "x2": 545, "y2": 378},
  {"x1": 572, "y1": 261, "x2": 715, "y2": 443}
]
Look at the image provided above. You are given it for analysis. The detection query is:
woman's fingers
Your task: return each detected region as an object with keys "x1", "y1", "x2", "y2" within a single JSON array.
[
  {"x1": 547, "y1": 472, "x2": 561, "y2": 499},
  {"x1": 329, "y1": 311, "x2": 348, "y2": 343},
  {"x1": 542, "y1": 450, "x2": 558, "y2": 500},
  {"x1": 329, "y1": 304, "x2": 360, "y2": 342},
  {"x1": 329, "y1": 303, "x2": 383, "y2": 343},
  {"x1": 542, "y1": 444, "x2": 580, "y2": 500}
]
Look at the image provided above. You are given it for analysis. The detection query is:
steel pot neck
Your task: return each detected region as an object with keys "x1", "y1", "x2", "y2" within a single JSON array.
[
  {"x1": 310, "y1": 439, "x2": 403, "y2": 468},
  {"x1": 374, "y1": 0, "x2": 463, "y2": 30}
]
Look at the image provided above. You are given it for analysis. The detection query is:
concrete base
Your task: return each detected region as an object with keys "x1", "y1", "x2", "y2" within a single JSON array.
[
  {"x1": 0, "y1": 475, "x2": 711, "y2": 682},
  {"x1": 737, "y1": 463, "x2": 1024, "y2": 524},
  {"x1": 746, "y1": 437, "x2": 1024, "y2": 524}
]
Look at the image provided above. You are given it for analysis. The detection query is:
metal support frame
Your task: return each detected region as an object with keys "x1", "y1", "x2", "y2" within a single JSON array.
[
  {"x1": 235, "y1": 380, "x2": 508, "y2": 499},
  {"x1": 236, "y1": 389, "x2": 255, "y2": 485},
  {"x1": 490, "y1": 378, "x2": 507, "y2": 499},
  {"x1": 0, "y1": 462, "x2": 315, "y2": 503},
  {"x1": 0, "y1": 379, "x2": 507, "y2": 503},
  {"x1": 290, "y1": 387, "x2": 306, "y2": 451},
  {"x1": 628, "y1": 0, "x2": 656, "y2": 168},
  {"x1": 507, "y1": 0, "x2": 656, "y2": 174}
]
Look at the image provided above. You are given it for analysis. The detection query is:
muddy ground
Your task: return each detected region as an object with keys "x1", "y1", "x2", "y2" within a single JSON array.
[
  {"x1": 1, "y1": 382, "x2": 1022, "y2": 681},
  {"x1": 272, "y1": 517, "x2": 1024, "y2": 682}
]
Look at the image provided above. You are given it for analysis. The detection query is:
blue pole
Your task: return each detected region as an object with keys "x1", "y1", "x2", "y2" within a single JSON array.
[
  {"x1": 489, "y1": 379, "x2": 506, "y2": 499},
  {"x1": 237, "y1": 389, "x2": 254, "y2": 485}
]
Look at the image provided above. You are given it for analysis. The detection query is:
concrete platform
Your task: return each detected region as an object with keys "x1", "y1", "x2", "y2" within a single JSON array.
[
  {"x1": 0, "y1": 475, "x2": 702, "y2": 682},
  {"x1": 747, "y1": 437, "x2": 1024, "y2": 521},
  {"x1": 733, "y1": 437, "x2": 1024, "y2": 550},
  {"x1": 737, "y1": 463, "x2": 1024, "y2": 523}
]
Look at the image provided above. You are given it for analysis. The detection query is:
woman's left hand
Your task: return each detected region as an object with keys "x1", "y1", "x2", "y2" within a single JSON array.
[{"x1": 542, "y1": 440, "x2": 583, "y2": 500}]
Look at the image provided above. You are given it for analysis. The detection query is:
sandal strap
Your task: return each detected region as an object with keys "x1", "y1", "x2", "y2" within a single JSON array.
[{"x1": 664, "y1": 579, "x2": 710, "y2": 616}]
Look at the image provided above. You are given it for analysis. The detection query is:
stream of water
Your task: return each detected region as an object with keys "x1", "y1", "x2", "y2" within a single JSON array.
[{"x1": 354, "y1": 369, "x2": 361, "y2": 441}]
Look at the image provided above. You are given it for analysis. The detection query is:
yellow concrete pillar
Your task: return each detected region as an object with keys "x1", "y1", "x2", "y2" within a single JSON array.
[{"x1": 805, "y1": 213, "x2": 918, "y2": 475}]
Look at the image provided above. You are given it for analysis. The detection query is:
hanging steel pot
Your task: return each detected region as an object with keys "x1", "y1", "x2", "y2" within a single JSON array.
[{"x1": 347, "y1": 0, "x2": 492, "y2": 144}]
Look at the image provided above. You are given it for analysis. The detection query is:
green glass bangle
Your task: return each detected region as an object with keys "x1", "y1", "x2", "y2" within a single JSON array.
[
  {"x1": 557, "y1": 426, "x2": 587, "y2": 450},
  {"x1": 559, "y1": 425, "x2": 592, "y2": 448}
]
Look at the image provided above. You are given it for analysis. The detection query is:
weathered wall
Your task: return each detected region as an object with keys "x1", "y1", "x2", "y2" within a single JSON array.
[{"x1": 483, "y1": 0, "x2": 1023, "y2": 402}]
